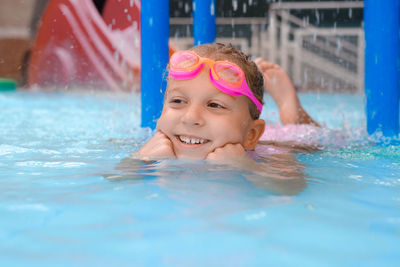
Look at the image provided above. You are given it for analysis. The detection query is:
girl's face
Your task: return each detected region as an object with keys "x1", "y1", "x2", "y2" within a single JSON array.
[{"x1": 156, "y1": 65, "x2": 264, "y2": 159}]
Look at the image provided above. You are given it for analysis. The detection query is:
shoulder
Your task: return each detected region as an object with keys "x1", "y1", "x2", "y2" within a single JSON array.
[{"x1": 247, "y1": 143, "x2": 291, "y2": 161}]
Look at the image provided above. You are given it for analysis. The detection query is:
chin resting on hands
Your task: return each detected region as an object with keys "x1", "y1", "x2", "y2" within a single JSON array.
[
  {"x1": 206, "y1": 143, "x2": 247, "y2": 162},
  {"x1": 138, "y1": 131, "x2": 176, "y2": 160}
]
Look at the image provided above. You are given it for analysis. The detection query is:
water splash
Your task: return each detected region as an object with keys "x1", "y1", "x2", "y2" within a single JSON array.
[
  {"x1": 315, "y1": 10, "x2": 320, "y2": 25},
  {"x1": 233, "y1": 0, "x2": 238, "y2": 11},
  {"x1": 185, "y1": 2, "x2": 190, "y2": 14}
]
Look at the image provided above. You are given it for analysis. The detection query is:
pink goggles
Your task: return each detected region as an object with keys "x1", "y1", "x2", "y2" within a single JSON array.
[{"x1": 168, "y1": 50, "x2": 263, "y2": 114}]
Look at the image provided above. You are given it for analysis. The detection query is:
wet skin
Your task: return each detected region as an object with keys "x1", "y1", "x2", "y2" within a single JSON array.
[{"x1": 155, "y1": 64, "x2": 265, "y2": 160}]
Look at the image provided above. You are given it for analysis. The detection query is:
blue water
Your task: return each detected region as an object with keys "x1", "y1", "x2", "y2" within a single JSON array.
[{"x1": 1, "y1": 91, "x2": 399, "y2": 266}]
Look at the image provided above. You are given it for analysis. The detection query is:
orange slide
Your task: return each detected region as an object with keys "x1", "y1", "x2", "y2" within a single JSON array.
[{"x1": 28, "y1": 0, "x2": 141, "y2": 91}]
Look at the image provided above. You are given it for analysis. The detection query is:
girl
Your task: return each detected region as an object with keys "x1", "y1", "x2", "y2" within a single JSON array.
[{"x1": 138, "y1": 43, "x2": 318, "y2": 163}]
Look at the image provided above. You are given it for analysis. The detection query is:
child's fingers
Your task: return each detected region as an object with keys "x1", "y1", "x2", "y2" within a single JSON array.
[
  {"x1": 154, "y1": 130, "x2": 168, "y2": 138},
  {"x1": 151, "y1": 143, "x2": 175, "y2": 157},
  {"x1": 154, "y1": 130, "x2": 174, "y2": 143},
  {"x1": 206, "y1": 143, "x2": 245, "y2": 161},
  {"x1": 255, "y1": 58, "x2": 277, "y2": 68},
  {"x1": 139, "y1": 130, "x2": 176, "y2": 159},
  {"x1": 254, "y1": 57, "x2": 264, "y2": 65},
  {"x1": 205, "y1": 151, "x2": 218, "y2": 161}
]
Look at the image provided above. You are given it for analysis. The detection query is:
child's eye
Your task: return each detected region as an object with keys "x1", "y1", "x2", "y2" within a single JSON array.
[
  {"x1": 169, "y1": 98, "x2": 184, "y2": 104},
  {"x1": 208, "y1": 102, "x2": 225, "y2": 109},
  {"x1": 168, "y1": 98, "x2": 187, "y2": 108}
]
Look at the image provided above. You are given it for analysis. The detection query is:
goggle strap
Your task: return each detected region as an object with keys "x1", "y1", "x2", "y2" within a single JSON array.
[
  {"x1": 169, "y1": 63, "x2": 205, "y2": 80},
  {"x1": 209, "y1": 71, "x2": 241, "y2": 96},
  {"x1": 209, "y1": 70, "x2": 263, "y2": 114}
]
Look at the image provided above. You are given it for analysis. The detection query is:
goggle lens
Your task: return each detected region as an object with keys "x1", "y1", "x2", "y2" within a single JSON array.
[
  {"x1": 214, "y1": 63, "x2": 242, "y2": 84},
  {"x1": 170, "y1": 52, "x2": 198, "y2": 70}
]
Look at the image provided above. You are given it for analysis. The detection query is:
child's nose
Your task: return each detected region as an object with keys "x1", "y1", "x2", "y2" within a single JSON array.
[{"x1": 181, "y1": 103, "x2": 205, "y2": 126}]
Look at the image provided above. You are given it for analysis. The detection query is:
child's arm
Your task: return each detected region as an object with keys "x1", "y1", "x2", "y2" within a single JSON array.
[
  {"x1": 205, "y1": 143, "x2": 307, "y2": 195},
  {"x1": 247, "y1": 152, "x2": 307, "y2": 195},
  {"x1": 136, "y1": 131, "x2": 176, "y2": 160},
  {"x1": 255, "y1": 58, "x2": 320, "y2": 127}
]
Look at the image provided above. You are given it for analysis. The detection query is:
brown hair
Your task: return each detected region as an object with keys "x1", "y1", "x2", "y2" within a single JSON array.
[{"x1": 189, "y1": 43, "x2": 264, "y2": 119}]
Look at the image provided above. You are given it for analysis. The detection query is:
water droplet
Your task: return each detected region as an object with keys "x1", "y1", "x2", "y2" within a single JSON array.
[
  {"x1": 315, "y1": 10, "x2": 320, "y2": 25},
  {"x1": 336, "y1": 39, "x2": 341, "y2": 55},
  {"x1": 187, "y1": 2, "x2": 191, "y2": 13}
]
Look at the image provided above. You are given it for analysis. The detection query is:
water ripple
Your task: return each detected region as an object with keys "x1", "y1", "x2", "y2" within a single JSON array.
[
  {"x1": 6, "y1": 203, "x2": 49, "y2": 212},
  {"x1": 15, "y1": 161, "x2": 86, "y2": 168}
]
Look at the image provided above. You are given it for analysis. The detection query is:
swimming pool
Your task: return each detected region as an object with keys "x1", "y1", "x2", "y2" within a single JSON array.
[{"x1": 1, "y1": 91, "x2": 399, "y2": 266}]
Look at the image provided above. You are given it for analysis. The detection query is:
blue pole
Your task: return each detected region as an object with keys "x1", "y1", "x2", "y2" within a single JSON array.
[
  {"x1": 141, "y1": 0, "x2": 169, "y2": 129},
  {"x1": 193, "y1": 0, "x2": 216, "y2": 45},
  {"x1": 364, "y1": 0, "x2": 400, "y2": 136}
]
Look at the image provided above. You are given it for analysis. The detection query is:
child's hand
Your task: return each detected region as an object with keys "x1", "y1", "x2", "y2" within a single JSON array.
[
  {"x1": 255, "y1": 57, "x2": 298, "y2": 110},
  {"x1": 138, "y1": 131, "x2": 176, "y2": 160},
  {"x1": 255, "y1": 57, "x2": 319, "y2": 126},
  {"x1": 206, "y1": 143, "x2": 247, "y2": 162}
]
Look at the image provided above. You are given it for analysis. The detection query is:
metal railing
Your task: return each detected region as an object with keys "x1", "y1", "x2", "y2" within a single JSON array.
[
  {"x1": 170, "y1": 17, "x2": 268, "y2": 57},
  {"x1": 268, "y1": 1, "x2": 364, "y2": 92}
]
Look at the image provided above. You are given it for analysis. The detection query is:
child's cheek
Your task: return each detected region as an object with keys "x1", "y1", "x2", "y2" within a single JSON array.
[
  {"x1": 212, "y1": 127, "x2": 244, "y2": 148},
  {"x1": 156, "y1": 115, "x2": 167, "y2": 131},
  {"x1": 156, "y1": 110, "x2": 175, "y2": 137}
]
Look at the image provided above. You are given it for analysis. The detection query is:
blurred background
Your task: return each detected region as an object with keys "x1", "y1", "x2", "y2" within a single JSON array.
[
  {"x1": 0, "y1": 0, "x2": 40, "y2": 86},
  {"x1": 0, "y1": 0, "x2": 363, "y2": 92}
]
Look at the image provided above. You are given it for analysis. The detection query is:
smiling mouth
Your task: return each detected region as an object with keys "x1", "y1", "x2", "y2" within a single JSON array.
[{"x1": 176, "y1": 135, "x2": 209, "y2": 145}]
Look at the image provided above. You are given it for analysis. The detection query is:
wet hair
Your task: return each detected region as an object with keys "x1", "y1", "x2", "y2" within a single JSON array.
[{"x1": 189, "y1": 43, "x2": 264, "y2": 120}]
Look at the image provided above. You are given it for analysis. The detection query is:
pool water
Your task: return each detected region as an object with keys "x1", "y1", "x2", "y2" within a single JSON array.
[{"x1": 1, "y1": 91, "x2": 399, "y2": 266}]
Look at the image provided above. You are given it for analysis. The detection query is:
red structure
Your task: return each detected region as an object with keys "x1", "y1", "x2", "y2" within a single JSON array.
[{"x1": 28, "y1": 0, "x2": 141, "y2": 91}]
